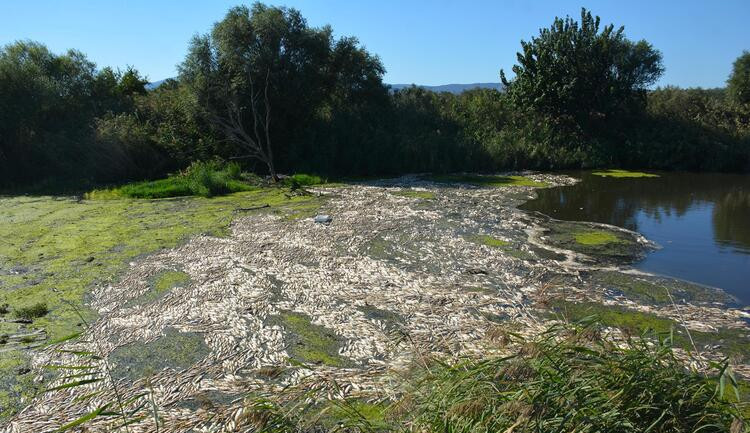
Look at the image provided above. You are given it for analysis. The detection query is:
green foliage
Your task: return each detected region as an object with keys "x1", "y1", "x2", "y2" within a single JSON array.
[
  {"x1": 88, "y1": 161, "x2": 252, "y2": 199},
  {"x1": 502, "y1": 8, "x2": 662, "y2": 123},
  {"x1": 13, "y1": 302, "x2": 49, "y2": 321},
  {"x1": 0, "y1": 41, "x2": 149, "y2": 186},
  {"x1": 405, "y1": 322, "x2": 744, "y2": 433},
  {"x1": 283, "y1": 174, "x2": 326, "y2": 188},
  {"x1": 728, "y1": 51, "x2": 750, "y2": 105},
  {"x1": 592, "y1": 169, "x2": 659, "y2": 178}
]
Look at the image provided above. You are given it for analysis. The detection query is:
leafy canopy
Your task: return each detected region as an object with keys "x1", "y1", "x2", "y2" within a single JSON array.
[
  {"x1": 501, "y1": 8, "x2": 663, "y2": 125},
  {"x1": 728, "y1": 51, "x2": 750, "y2": 105}
]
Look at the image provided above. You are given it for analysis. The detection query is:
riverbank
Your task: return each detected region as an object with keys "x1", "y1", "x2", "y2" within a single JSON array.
[{"x1": 2, "y1": 173, "x2": 748, "y2": 431}]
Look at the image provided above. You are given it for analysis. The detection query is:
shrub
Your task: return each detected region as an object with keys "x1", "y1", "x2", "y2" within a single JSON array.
[
  {"x1": 86, "y1": 161, "x2": 254, "y2": 199},
  {"x1": 14, "y1": 302, "x2": 49, "y2": 321}
]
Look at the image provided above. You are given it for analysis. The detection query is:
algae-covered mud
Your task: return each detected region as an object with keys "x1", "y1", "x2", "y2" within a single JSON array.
[{"x1": 2, "y1": 173, "x2": 749, "y2": 432}]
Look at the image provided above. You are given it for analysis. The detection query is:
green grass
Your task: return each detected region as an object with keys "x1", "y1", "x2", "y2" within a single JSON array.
[
  {"x1": 591, "y1": 169, "x2": 660, "y2": 178},
  {"x1": 574, "y1": 230, "x2": 621, "y2": 245},
  {"x1": 403, "y1": 321, "x2": 744, "y2": 433},
  {"x1": 391, "y1": 189, "x2": 436, "y2": 199},
  {"x1": 87, "y1": 161, "x2": 254, "y2": 199},
  {"x1": 283, "y1": 173, "x2": 326, "y2": 188},
  {"x1": 425, "y1": 174, "x2": 548, "y2": 188}
]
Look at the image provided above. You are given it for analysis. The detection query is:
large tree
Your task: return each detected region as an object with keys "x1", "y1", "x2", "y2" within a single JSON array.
[
  {"x1": 727, "y1": 51, "x2": 750, "y2": 105},
  {"x1": 179, "y1": 3, "x2": 386, "y2": 181},
  {"x1": 501, "y1": 9, "x2": 663, "y2": 130}
]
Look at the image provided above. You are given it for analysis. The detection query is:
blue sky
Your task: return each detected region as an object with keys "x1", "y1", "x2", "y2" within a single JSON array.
[{"x1": 1, "y1": 0, "x2": 748, "y2": 87}]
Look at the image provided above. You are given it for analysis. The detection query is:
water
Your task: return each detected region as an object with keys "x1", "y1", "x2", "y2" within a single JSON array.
[{"x1": 521, "y1": 172, "x2": 750, "y2": 303}]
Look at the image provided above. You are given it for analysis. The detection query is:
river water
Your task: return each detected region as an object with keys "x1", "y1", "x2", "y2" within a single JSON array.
[{"x1": 521, "y1": 171, "x2": 750, "y2": 304}]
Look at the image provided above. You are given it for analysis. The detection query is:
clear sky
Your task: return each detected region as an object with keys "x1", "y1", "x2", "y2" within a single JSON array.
[{"x1": 1, "y1": 0, "x2": 748, "y2": 87}]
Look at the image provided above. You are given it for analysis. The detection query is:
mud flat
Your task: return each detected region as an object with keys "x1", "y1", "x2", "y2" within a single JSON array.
[{"x1": 3, "y1": 173, "x2": 749, "y2": 432}]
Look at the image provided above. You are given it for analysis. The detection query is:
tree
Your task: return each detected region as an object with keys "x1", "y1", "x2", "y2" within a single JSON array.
[
  {"x1": 727, "y1": 51, "x2": 750, "y2": 105},
  {"x1": 501, "y1": 9, "x2": 663, "y2": 131},
  {"x1": 180, "y1": 4, "x2": 337, "y2": 181}
]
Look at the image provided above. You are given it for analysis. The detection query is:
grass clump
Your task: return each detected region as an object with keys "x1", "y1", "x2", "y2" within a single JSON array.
[
  {"x1": 426, "y1": 174, "x2": 548, "y2": 188},
  {"x1": 87, "y1": 161, "x2": 254, "y2": 199},
  {"x1": 404, "y1": 321, "x2": 744, "y2": 433},
  {"x1": 592, "y1": 169, "x2": 660, "y2": 178},
  {"x1": 283, "y1": 173, "x2": 326, "y2": 188},
  {"x1": 13, "y1": 302, "x2": 48, "y2": 321}
]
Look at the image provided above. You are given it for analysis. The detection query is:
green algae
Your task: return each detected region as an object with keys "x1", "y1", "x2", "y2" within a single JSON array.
[
  {"x1": 591, "y1": 169, "x2": 659, "y2": 178},
  {"x1": 126, "y1": 270, "x2": 191, "y2": 307},
  {"x1": 591, "y1": 271, "x2": 734, "y2": 306},
  {"x1": 544, "y1": 221, "x2": 640, "y2": 262},
  {"x1": 467, "y1": 234, "x2": 510, "y2": 248},
  {"x1": 0, "y1": 351, "x2": 36, "y2": 419},
  {"x1": 391, "y1": 190, "x2": 436, "y2": 200},
  {"x1": 0, "y1": 189, "x2": 320, "y2": 343},
  {"x1": 549, "y1": 300, "x2": 750, "y2": 361},
  {"x1": 574, "y1": 231, "x2": 621, "y2": 245},
  {"x1": 109, "y1": 328, "x2": 209, "y2": 381},
  {"x1": 272, "y1": 312, "x2": 349, "y2": 367},
  {"x1": 0, "y1": 188, "x2": 321, "y2": 420},
  {"x1": 425, "y1": 174, "x2": 548, "y2": 188}
]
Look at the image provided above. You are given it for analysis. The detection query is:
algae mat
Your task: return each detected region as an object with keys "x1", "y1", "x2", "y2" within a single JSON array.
[{"x1": 0, "y1": 189, "x2": 321, "y2": 418}]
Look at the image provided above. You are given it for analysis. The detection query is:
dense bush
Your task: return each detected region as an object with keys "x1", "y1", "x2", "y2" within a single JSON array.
[{"x1": 87, "y1": 161, "x2": 251, "y2": 199}]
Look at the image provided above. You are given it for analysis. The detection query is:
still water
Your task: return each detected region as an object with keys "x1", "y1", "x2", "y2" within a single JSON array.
[{"x1": 521, "y1": 172, "x2": 750, "y2": 304}]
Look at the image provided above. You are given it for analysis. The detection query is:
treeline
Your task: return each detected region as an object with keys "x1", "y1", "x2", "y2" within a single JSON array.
[{"x1": 1, "y1": 6, "x2": 748, "y2": 188}]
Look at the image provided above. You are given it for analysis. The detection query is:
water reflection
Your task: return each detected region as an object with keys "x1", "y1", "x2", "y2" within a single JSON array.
[{"x1": 521, "y1": 172, "x2": 750, "y2": 301}]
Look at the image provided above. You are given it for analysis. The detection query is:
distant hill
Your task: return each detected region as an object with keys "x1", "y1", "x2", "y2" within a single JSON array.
[
  {"x1": 389, "y1": 82, "x2": 504, "y2": 94},
  {"x1": 145, "y1": 79, "x2": 503, "y2": 94}
]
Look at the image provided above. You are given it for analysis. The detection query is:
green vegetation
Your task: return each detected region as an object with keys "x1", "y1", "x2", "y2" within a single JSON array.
[
  {"x1": 283, "y1": 174, "x2": 326, "y2": 188},
  {"x1": 2, "y1": 7, "x2": 749, "y2": 191},
  {"x1": 591, "y1": 271, "x2": 734, "y2": 305},
  {"x1": 126, "y1": 270, "x2": 191, "y2": 307},
  {"x1": 273, "y1": 312, "x2": 349, "y2": 367},
  {"x1": 87, "y1": 161, "x2": 252, "y2": 199},
  {"x1": 13, "y1": 302, "x2": 49, "y2": 321},
  {"x1": 728, "y1": 51, "x2": 750, "y2": 105},
  {"x1": 0, "y1": 188, "x2": 321, "y2": 345},
  {"x1": 467, "y1": 234, "x2": 510, "y2": 247},
  {"x1": 592, "y1": 169, "x2": 660, "y2": 178},
  {"x1": 391, "y1": 189, "x2": 436, "y2": 199},
  {"x1": 574, "y1": 230, "x2": 621, "y2": 245},
  {"x1": 243, "y1": 322, "x2": 745, "y2": 433},
  {"x1": 544, "y1": 222, "x2": 640, "y2": 261},
  {"x1": 403, "y1": 322, "x2": 744, "y2": 432},
  {"x1": 550, "y1": 300, "x2": 750, "y2": 362},
  {"x1": 153, "y1": 271, "x2": 191, "y2": 293},
  {"x1": 426, "y1": 174, "x2": 548, "y2": 188}
]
